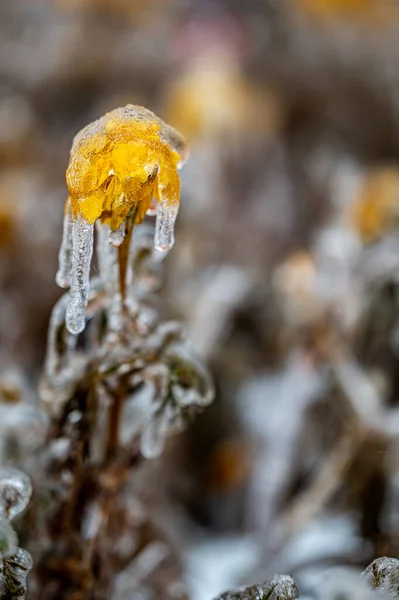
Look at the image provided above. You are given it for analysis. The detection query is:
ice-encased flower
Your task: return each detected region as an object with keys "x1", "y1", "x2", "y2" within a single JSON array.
[{"x1": 56, "y1": 105, "x2": 189, "y2": 335}]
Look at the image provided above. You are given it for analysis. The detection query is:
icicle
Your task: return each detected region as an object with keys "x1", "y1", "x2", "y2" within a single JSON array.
[
  {"x1": 55, "y1": 198, "x2": 73, "y2": 288},
  {"x1": 96, "y1": 221, "x2": 122, "y2": 330},
  {"x1": 66, "y1": 215, "x2": 94, "y2": 335},
  {"x1": 108, "y1": 221, "x2": 125, "y2": 247},
  {"x1": 0, "y1": 468, "x2": 32, "y2": 521},
  {"x1": 154, "y1": 200, "x2": 179, "y2": 252}
]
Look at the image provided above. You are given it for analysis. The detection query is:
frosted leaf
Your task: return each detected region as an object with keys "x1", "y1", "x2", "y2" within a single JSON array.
[
  {"x1": 0, "y1": 468, "x2": 32, "y2": 521},
  {"x1": 66, "y1": 214, "x2": 94, "y2": 335},
  {"x1": 55, "y1": 198, "x2": 73, "y2": 289},
  {"x1": 140, "y1": 410, "x2": 170, "y2": 459},
  {"x1": 0, "y1": 519, "x2": 17, "y2": 558},
  {"x1": 155, "y1": 200, "x2": 179, "y2": 252},
  {"x1": 363, "y1": 557, "x2": 399, "y2": 597},
  {"x1": 0, "y1": 547, "x2": 33, "y2": 600},
  {"x1": 166, "y1": 344, "x2": 214, "y2": 407},
  {"x1": 108, "y1": 221, "x2": 126, "y2": 247},
  {"x1": 215, "y1": 575, "x2": 299, "y2": 600}
]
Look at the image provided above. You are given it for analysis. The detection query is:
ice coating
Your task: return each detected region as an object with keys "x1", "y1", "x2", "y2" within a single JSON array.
[
  {"x1": 0, "y1": 468, "x2": 32, "y2": 521},
  {"x1": 155, "y1": 200, "x2": 179, "y2": 251},
  {"x1": 66, "y1": 215, "x2": 94, "y2": 335},
  {"x1": 55, "y1": 198, "x2": 73, "y2": 288}
]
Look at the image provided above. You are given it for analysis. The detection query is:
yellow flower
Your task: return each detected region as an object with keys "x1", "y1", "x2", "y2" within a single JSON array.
[{"x1": 66, "y1": 104, "x2": 188, "y2": 230}]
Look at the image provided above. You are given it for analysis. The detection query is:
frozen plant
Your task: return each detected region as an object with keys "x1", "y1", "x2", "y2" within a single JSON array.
[
  {"x1": 33, "y1": 106, "x2": 213, "y2": 600},
  {"x1": 56, "y1": 104, "x2": 189, "y2": 334}
]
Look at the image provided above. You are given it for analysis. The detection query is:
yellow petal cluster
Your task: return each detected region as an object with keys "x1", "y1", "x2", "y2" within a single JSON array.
[{"x1": 66, "y1": 105, "x2": 188, "y2": 230}]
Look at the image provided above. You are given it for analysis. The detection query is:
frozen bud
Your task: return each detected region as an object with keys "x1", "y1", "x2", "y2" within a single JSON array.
[
  {"x1": 215, "y1": 575, "x2": 299, "y2": 600},
  {"x1": 363, "y1": 557, "x2": 399, "y2": 597},
  {"x1": 0, "y1": 468, "x2": 32, "y2": 521},
  {"x1": 0, "y1": 518, "x2": 17, "y2": 558}
]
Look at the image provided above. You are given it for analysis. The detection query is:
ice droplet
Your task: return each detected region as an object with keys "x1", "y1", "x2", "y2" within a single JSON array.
[
  {"x1": 66, "y1": 214, "x2": 94, "y2": 335},
  {"x1": 108, "y1": 221, "x2": 125, "y2": 247},
  {"x1": 56, "y1": 198, "x2": 73, "y2": 288},
  {"x1": 0, "y1": 518, "x2": 17, "y2": 558},
  {"x1": 0, "y1": 468, "x2": 32, "y2": 521},
  {"x1": 154, "y1": 200, "x2": 179, "y2": 252},
  {"x1": 140, "y1": 411, "x2": 169, "y2": 459}
]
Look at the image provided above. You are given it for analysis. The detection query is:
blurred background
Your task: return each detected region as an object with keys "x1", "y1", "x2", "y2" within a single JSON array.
[{"x1": 1, "y1": 0, "x2": 399, "y2": 598}]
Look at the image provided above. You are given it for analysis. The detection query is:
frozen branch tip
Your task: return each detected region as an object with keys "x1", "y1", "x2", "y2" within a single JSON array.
[{"x1": 55, "y1": 105, "x2": 189, "y2": 336}]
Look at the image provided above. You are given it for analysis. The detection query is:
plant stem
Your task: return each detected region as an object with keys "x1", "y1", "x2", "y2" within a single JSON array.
[{"x1": 117, "y1": 207, "x2": 136, "y2": 316}]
